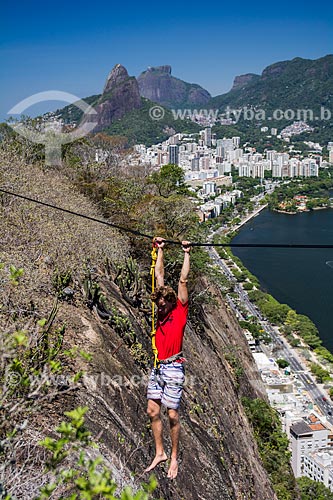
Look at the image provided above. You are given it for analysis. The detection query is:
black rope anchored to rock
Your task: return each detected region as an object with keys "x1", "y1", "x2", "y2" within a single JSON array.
[{"x1": 1, "y1": 187, "x2": 333, "y2": 249}]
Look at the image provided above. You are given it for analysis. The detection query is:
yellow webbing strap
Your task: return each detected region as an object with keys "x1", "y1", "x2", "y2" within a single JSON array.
[{"x1": 150, "y1": 241, "x2": 159, "y2": 369}]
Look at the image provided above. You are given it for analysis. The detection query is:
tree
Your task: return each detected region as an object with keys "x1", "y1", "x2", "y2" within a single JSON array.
[
  {"x1": 297, "y1": 315, "x2": 322, "y2": 349},
  {"x1": 285, "y1": 310, "x2": 299, "y2": 330},
  {"x1": 306, "y1": 199, "x2": 317, "y2": 210},
  {"x1": 283, "y1": 311, "x2": 322, "y2": 349},
  {"x1": 297, "y1": 476, "x2": 333, "y2": 499},
  {"x1": 310, "y1": 363, "x2": 331, "y2": 384},
  {"x1": 243, "y1": 282, "x2": 254, "y2": 290},
  {"x1": 276, "y1": 359, "x2": 289, "y2": 369},
  {"x1": 149, "y1": 164, "x2": 188, "y2": 198}
]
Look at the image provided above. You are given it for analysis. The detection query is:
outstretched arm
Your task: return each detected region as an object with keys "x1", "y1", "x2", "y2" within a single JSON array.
[
  {"x1": 178, "y1": 241, "x2": 191, "y2": 304},
  {"x1": 154, "y1": 237, "x2": 165, "y2": 287}
]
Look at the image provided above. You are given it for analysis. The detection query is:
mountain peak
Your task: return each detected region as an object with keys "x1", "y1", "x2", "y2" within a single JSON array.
[
  {"x1": 231, "y1": 73, "x2": 260, "y2": 91},
  {"x1": 103, "y1": 64, "x2": 130, "y2": 94},
  {"x1": 82, "y1": 64, "x2": 141, "y2": 132},
  {"x1": 137, "y1": 65, "x2": 211, "y2": 108},
  {"x1": 146, "y1": 65, "x2": 172, "y2": 75}
]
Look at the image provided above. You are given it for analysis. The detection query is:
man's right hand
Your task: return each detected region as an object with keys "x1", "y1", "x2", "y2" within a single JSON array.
[{"x1": 154, "y1": 237, "x2": 165, "y2": 249}]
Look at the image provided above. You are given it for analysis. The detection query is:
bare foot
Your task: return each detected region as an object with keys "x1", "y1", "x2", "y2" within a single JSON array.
[
  {"x1": 144, "y1": 452, "x2": 168, "y2": 473},
  {"x1": 167, "y1": 458, "x2": 178, "y2": 479}
]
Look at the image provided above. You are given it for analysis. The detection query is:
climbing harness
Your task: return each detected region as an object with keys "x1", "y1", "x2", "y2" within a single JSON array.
[
  {"x1": 158, "y1": 351, "x2": 185, "y2": 364},
  {"x1": 150, "y1": 238, "x2": 159, "y2": 369}
]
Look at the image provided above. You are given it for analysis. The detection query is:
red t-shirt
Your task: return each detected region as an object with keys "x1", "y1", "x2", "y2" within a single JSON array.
[{"x1": 155, "y1": 298, "x2": 188, "y2": 361}]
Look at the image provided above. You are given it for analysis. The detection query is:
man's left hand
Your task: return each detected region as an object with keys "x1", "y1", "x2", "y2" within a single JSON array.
[{"x1": 181, "y1": 241, "x2": 191, "y2": 253}]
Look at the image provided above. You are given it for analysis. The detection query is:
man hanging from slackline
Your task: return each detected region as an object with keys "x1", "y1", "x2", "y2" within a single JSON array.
[{"x1": 145, "y1": 237, "x2": 191, "y2": 480}]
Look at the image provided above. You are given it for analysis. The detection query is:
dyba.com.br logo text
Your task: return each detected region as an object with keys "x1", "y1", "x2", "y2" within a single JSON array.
[{"x1": 149, "y1": 105, "x2": 332, "y2": 123}]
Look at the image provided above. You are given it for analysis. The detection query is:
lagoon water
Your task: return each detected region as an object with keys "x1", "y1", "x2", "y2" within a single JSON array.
[{"x1": 232, "y1": 209, "x2": 333, "y2": 350}]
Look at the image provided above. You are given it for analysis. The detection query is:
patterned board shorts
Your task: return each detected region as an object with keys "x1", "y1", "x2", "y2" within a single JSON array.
[{"x1": 147, "y1": 362, "x2": 185, "y2": 410}]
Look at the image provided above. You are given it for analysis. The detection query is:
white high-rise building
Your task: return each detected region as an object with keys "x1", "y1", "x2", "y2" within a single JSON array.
[
  {"x1": 168, "y1": 145, "x2": 179, "y2": 165},
  {"x1": 290, "y1": 417, "x2": 329, "y2": 477},
  {"x1": 232, "y1": 136, "x2": 240, "y2": 148},
  {"x1": 234, "y1": 148, "x2": 243, "y2": 160},
  {"x1": 217, "y1": 162, "x2": 232, "y2": 175},
  {"x1": 168, "y1": 135, "x2": 180, "y2": 145},
  {"x1": 204, "y1": 127, "x2": 212, "y2": 147},
  {"x1": 272, "y1": 163, "x2": 282, "y2": 178},
  {"x1": 221, "y1": 138, "x2": 234, "y2": 151},
  {"x1": 301, "y1": 160, "x2": 319, "y2": 177},
  {"x1": 216, "y1": 146, "x2": 224, "y2": 157},
  {"x1": 191, "y1": 156, "x2": 200, "y2": 171},
  {"x1": 185, "y1": 142, "x2": 197, "y2": 153},
  {"x1": 239, "y1": 164, "x2": 250, "y2": 177},
  {"x1": 253, "y1": 163, "x2": 265, "y2": 179},
  {"x1": 266, "y1": 150, "x2": 278, "y2": 161},
  {"x1": 329, "y1": 150, "x2": 333, "y2": 164},
  {"x1": 302, "y1": 448, "x2": 333, "y2": 490},
  {"x1": 203, "y1": 181, "x2": 216, "y2": 194},
  {"x1": 199, "y1": 156, "x2": 212, "y2": 170}
]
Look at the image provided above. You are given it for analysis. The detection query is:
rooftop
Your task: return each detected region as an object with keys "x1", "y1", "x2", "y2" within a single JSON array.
[
  {"x1": 310, "y1": 423, "x2": 327, "y2": 431},
  {"x1": 290, "y1": 420, "x2": 313, "y2": 436},
  {"x1": 305, "y1": 414, "x2": 328, "y2": 431},
  {"x1": 306, "y1": 448, "x2": 333, "y2": 469}
]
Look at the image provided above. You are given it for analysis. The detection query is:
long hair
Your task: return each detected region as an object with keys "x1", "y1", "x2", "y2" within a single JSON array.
[{"x1": 150, "y1": 285, "x2": 177, "y2": 307}]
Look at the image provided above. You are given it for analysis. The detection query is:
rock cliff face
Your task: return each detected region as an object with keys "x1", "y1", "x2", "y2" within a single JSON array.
[
  {"x1": 82, "y1": 64, "x2": 142, "y2": 131},
  {"x1": 0, "y1": 155, "x2": 292, "y2": 499},
  {"x1": 73, "y1": 275, "x2": 278, "y2": 500},
  {"x1": 231, "y1": 73, "x2": 260, "y2": 91},
  {"x1": 137, "y1": 65, "x2": 211, "y2": 108}
]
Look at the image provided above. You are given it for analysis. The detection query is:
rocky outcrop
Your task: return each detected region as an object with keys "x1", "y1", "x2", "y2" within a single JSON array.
[
  {"x1": 261, "y1": 61, "x2": 290, "y2": 79},
  {"x1": 231, "y1": 73, "x2": 260, "y2": 90},
  {"x1": 137, "y1": 65, "x2": 211, "y2": 108},
  {"x1": 0, "y1": 154, "x2": 296, "y2": 500},
  {"x1": 82, "y1": 64, "x2": 142, "y2": 131},
  {"x1": 73, "y1": 276, "x2": 279, "y2": 500}
]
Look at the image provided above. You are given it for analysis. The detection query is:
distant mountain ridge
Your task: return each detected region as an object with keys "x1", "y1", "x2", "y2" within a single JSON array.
[
  {"x1": 209, "y1": 55, "x2": 333, "y2": 115},
  {"x1": 53, "y1": 64, "x2": 201, "y2": 145},
  {"x1": 51, "y1": 55, "x2": 333, "y2": 145},
  {"x1": 137, "y1": 65, "x2": 211, "y2": 108},
  {"x1": 52, "y1": 64, "x2": 211, "y2": 128}
]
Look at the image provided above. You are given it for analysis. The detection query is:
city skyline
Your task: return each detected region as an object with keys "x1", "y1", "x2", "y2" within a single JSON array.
[{"x1": 1, "y1": 0, "x2": 333, "y2": 121}]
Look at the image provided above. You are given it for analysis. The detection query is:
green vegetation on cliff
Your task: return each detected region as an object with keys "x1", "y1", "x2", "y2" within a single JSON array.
[
  {"x1": 51, "y1": 97, "x2": 200, "y2": 146},
  {"x1": 242, "y1": 397, "x2": 297, "y2": 500},
  {"x1": 51, "y1": 94, "x2": 101, "y2": 123},
  {"x1": 103, "y1": 98, "x2": 200, "y2": 145}
]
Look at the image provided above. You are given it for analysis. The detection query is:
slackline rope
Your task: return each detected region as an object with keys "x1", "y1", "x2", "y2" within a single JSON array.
[{"x1": 1, "y1": 187, "x2": 333, "y2": 249}]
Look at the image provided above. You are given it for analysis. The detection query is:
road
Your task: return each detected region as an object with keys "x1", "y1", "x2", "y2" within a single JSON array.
[{"x1": 208, "y1": 245, "x2": 333, "y2": 425}]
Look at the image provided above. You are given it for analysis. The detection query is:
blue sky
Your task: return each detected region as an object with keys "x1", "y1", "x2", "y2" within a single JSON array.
[{"x1": 1, "y1": 0, "x2": 333, "y2": 121}]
